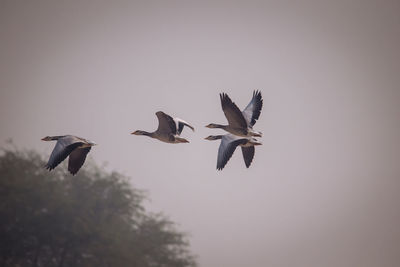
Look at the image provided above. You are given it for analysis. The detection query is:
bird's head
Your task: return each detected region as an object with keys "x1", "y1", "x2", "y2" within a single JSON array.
[
  {"x1": 131, "y1": 130, "x2": 145, "y2": 135},
  {"x1": 204, "y1": 135, "x2": 222, "y2": 141},
  {"x1": 41, "y1": 136, "x2": 53, "y2": 141},
  {"x1": 205, "y1": 123, "x2": 220, "y2": 129},
  {"x1": 131, "y1": 130, "x2": 153, "y2": 137}
]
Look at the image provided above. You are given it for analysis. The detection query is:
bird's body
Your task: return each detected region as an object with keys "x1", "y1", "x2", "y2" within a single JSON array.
[
  {"x1": 132, "y1": 111, "x2": 194, "y2": 144},
  {"x1": 205, "y1": 134, "x2": 262, "y2": 170},
  {"x1": 41, "y1": 135, "x2": 96, "y2": 175},
  {"x1": 206, "y1": 90, "x2": 263, "y2": 137}
]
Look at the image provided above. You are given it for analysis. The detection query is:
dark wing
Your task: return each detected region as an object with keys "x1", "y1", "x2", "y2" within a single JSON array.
[
  {"x1": 242, "y1": 90, "x2": 263, "y2": 127},
  {"x1": 241, "y1": 146, "x2": 255, "y2": 168},
  {"x1": 216, "y1": 135, "x2": 247, "y2": 170},
  {"x1": 68, "y1": 147, "x2": 91, "y2": 175},
  {"x1": 220, "y1": 93, "x2": 248, "y2": 129},
  {"x1": 175, "y1": 118, "x2": 195, "y2": 135},
  {"x1": 156, "y1": 111, "x2": 177, "y2": 135},
  {"x1": 46, "y1": 140, "x2": 83, "y2": 171}
]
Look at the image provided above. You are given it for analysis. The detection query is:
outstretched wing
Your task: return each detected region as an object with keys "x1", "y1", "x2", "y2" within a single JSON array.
[
  {"x1": 220, "y1": 93, "x2": 248, "y2": 129},
  {"x1": 241, "y1": 146, "x2": 255, "y2": 168},
  {"x1": 46, "y1": 138, "x2": 83, "y2": 171},
  {"x1": 175, "y1": 118, "x2": 195, "y2": 135},
  {"x1": 156, "y1": 111, "x2": 177, "y2": 135},
  {"x1": 68, "y1": 147, "x2": 91, "y2": 175},
  {"x1": 242, "y1": 90, "x2": 263, "y2": 127},
  {"x1": 216, "y1": 135, "x2": 246, "y2": 170}
]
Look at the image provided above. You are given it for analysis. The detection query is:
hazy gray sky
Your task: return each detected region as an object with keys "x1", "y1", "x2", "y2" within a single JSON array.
[{"x1": 1, "y1": 0, "x2": 400, "y2": 266}]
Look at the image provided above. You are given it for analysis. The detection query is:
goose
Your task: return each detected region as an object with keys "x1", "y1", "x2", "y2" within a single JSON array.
[
  {"x1": 206, "y1": 90, "x2": 263, "y2": 137},
  {"x1": 205, "y1": 134, "x2": 262, "y2": 170},
  {"x1": 131, "y1": 111, "x2": 195, "y2": 143},
  {"x1": 41, "y1": 135, "x2": 96, "y2": 175}
]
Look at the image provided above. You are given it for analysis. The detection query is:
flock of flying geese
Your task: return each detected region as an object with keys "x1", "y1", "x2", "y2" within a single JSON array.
[{"x1": 42, "y1": 91, "x2": 263, "y2": 174}]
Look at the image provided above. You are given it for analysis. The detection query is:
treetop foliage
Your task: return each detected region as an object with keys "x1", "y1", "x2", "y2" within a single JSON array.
[{"x1": 0, "y1": 148, "x2": 197, "y2": 267}]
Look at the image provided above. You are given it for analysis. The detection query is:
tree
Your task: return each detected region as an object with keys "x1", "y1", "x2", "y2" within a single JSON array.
[{"x1": 0, "y1": 148, "x2": 197, "y2": 267}]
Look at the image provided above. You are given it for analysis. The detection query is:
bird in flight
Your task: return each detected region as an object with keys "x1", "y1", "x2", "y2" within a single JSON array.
[
  {"x1": 206, "y1": 90, "x2": 263, "y2": 137},
  {"x1": 42, "y1": 135, "x2": 96, "y2": 175},
  {"x1": 205, "y1": 134, "x2": 262, "y2": 170},
  {"x1": 131, "y1": 111, "x2": 195, "y2": 143}
]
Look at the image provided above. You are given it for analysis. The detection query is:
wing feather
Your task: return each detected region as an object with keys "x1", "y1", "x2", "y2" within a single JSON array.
[
  {"x1": 220, "y1": 93, "x2": 248, "y2": 129},
  {"x1": 156, "y1": 111, "x2": 177, "y2": 135},
  {"x1": 216, "y1": 135, "x2": 246, "y2": 170},
  {"x1": 46, "y1": 139, "x2": 83, "y2": 171},
  {"x1": 242, "y1": 90, "x2": 263, "y2": 127},
  {"x1": 241, "y1": 146, "x2": 255, "y2": 168},
  {"x1": 175, "y1": 118, "x2": 195, "y2": 135},
  {"x1": 68, "y1": 147, "x2": 91, "y2": 175}
]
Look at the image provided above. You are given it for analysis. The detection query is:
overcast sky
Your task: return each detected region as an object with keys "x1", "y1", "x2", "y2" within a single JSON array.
[{"x1": 1, "y1": 1, "x2": 400, "y2": 266}]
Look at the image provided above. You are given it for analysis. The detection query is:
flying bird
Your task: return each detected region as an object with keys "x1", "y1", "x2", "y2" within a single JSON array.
[
  {"x1": 42, "y1": 135, "x2": 96, "y2": 175},
  {"x1": 205, "y1": 134, "x2": 262, "y2": 170},
  {"x1": 206, "y1": 90, "x2": 263, "y2": 137},
  {"x1": 131, "y1": 111, "x2": 195, "y2": 143}
]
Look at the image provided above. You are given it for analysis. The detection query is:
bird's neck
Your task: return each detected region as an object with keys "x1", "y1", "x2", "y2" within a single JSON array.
[
  {"x1": 213, "y1": 124, "x2": 227, "y2": 129},
  {"x1": 206, "y1": 135, "x2": 223, "y2": 141},
  {"x1": 142, "y1": 131, "x2": 155, "y2": 137}
]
